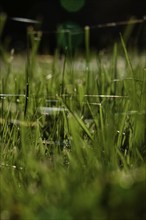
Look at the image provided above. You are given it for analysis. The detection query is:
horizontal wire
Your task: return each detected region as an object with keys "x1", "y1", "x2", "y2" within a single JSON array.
[
  {"x1": 11, "y1": 17, "x2": 40, "y2": 24},
  {"x1": 0, "y1": 94, "x2": 128, "y2": 99},
  {"x1": 0, "y1": 94, "x2": 26, "y2": 97},
  {"x1": 9, "y1": 16, "x2": 146, "y2": 36},
  {"x1": 91, "y1": 17, "x2": 146, "y2": 29}
]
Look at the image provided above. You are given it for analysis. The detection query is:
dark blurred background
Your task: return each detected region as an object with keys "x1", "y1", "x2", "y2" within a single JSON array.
[{"x1": 0, "y1": 0, "x2": 146, "y2": 53}]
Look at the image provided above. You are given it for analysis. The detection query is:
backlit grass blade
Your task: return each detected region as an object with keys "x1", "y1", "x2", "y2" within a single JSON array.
[
  {"x1": 64, "y1": 101, "x2": 93, "y2": 141},
  {"x1": 116, "y1": 100, "x2": 130, "y2": 149},
  {"x1": 120, "y1": 33, "x2": 134, "y2": 76}
]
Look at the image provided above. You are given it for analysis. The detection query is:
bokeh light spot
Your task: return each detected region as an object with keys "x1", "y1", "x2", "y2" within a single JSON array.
[
  {"x1": 60, "y1": 0, "x2": 85, "y2": 12},
  {"x1": 57, "y1": 22, "x2": 83, "y2": 51}
]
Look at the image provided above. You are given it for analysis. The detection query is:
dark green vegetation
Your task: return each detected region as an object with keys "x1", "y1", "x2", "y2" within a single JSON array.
[{"x1": 0, "y1": 17, "x2": 146, "y2": 220}]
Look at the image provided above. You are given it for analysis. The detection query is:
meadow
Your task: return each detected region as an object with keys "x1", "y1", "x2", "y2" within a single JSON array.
[{"x1": 0, "y1": 20, "x2": 146, "y2": 220}]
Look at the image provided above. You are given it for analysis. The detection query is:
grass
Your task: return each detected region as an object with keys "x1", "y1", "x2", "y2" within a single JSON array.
[{"x1": 0, "y1": 23, "x2": 146, "y2": 220}]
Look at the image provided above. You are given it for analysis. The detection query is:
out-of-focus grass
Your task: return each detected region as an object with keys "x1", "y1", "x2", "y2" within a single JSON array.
[{"x1": 0, "y1": 25, "x2": 146, "y2": 220}]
